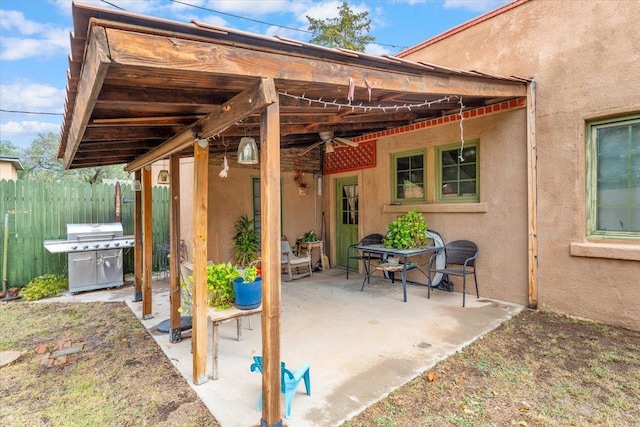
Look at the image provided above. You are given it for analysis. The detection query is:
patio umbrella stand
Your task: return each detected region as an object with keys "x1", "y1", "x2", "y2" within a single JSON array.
[{"x1": 155, "y1": 316, "x2": 193, "y2": 333}]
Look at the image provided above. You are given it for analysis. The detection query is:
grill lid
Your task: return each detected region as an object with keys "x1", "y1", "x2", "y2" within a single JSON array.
[{"x1": 67, "y1": 223, "x2": 123, "y2": 240}]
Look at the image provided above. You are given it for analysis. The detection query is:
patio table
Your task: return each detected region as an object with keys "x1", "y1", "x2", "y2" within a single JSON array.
[
  {"x1": 353, "y1": 244, "x2": 443, "y2": 302},
  {"x1": 207, "y1": 305, "x2": 262, "y2": 380}
]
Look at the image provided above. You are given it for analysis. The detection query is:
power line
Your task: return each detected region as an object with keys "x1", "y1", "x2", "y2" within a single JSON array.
[
  {"x1": 96, "y1": 0, "x2": 406, "y2": 50},
  {"x1": 0, "y1": 109, "x2": 63, "y2": 116},
  {"x1": 169, "y1": 0, "x2": 408, "y2": 50}
]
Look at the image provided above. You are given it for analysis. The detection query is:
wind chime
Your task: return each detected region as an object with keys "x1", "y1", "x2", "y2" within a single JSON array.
[{"x1": 219, "y1": 138, "x2": 229, "y2": 178}]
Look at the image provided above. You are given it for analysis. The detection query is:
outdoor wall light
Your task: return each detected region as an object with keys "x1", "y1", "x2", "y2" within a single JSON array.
[
  {"x1": 237, "y1": 136, "x2": 259, "y2": 164},
  {"x1": 157, "y1": 169, "x2": 170, "y2": 184},
  {"x1": 157, "y1": 159, "x2": 170, "y2": 184}
]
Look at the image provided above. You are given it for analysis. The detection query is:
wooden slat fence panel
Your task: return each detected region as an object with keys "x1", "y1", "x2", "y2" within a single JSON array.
[{"x1": 0, "y1": 180, "x2": 169, "y2": 287}]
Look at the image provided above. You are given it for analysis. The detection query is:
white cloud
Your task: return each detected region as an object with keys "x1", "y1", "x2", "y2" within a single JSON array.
[
  {"x1": 443, "y1": 0, "x2": 511, "y2": 13},
  {"x1": 365, "y1": 43, "x2": 391, "y2": 56},
  {"x1": 206, "y1": 0, "x2": 290, "y2": 16},
  {"x1": 0, "y1": 120, "x2": 60, "y2": 135},
  {"x1": 0, "y1": 10, "x2": 44, "y2": 34},
  {"x1": 0, "y1": 81, "x2": 66, "y2": 111},
  {"x1": 0, "y1": 10, "x2": 70, "y2": 60}
]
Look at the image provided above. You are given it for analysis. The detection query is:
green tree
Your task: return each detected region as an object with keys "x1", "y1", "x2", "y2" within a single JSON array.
[
  {"x1": 0, "y1": 140, "x2": 20, "y2": 157},
  {"x1": 20, "y1": 132, "x2": 128, "y2": 183},
  {"x1": 307, "y1": 1, "x2": 374, "y2": 52}
]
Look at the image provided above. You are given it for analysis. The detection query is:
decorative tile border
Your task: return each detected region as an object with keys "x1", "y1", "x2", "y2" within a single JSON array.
[
  {"x1": 351, "y1": 97, "x2": 526, "y2": 143},
  {"x1": 323, "y1": 97, "x2": 526, "y2": 175}
]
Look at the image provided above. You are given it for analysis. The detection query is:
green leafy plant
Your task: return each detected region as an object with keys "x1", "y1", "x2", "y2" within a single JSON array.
[
  {"x1": 20, "y1": 274, "x2": 68, "y2": 301},
  {"x1": 383, "y1": 208, "x2": 428, "y2": 249},
  {"x1": 206, "y1": 262, "x2": 241, "y2": 310},
  {"x1": 233, "y1": 214, "x2": 259, "y2": 268},
  {"x1": 298, "y1": 230, "x2": 318, "y2": 242},
  {"x1": 237, "y1": 259, "x2": 261, "y2": 284},
  {"x1": 179, "y1": 262, "x2": 240, "y2": 312}
]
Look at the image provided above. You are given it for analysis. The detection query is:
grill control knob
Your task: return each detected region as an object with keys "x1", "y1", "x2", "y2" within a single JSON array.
[
  {"x1": 93, "y1": 244, "x2": 99, "y2": 249},
  {"x1": 104, "y1": 243, "x2": 110, "y2": 248},
  {"x1": 83, "y1": 244, "x2": 89, "y2": 250},
  {"x1": 71, "y1": 245, "x2": 78, "y2": 250},
  {"x1": 114, "y1": 242, "x2": 120, "y2": 247}
]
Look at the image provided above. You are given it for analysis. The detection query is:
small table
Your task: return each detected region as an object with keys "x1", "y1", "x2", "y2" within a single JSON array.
[
  {"x1": 353, "y1": 244, "x2": 443, "y2": 302},
  {"x1": 297, "y1": 240, "x2": 326, "y2": 270},
  {"x1": 207, "y1": 305, "x2": 262, "y2": 380}
]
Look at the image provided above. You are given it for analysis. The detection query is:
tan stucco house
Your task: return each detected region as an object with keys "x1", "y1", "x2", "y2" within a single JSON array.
[
  {"x1": 58, "y1": 1, "x2": 637, "y2": 421},
  {"x1": 393, "y1": 0, "x2": 640, "y2": 330},
  {"x1": 198, "y1": 0, "x2": 640, "y2": 331},
  {"x1": 0, "y1": 156, "x2": 23, "y2": 181}
]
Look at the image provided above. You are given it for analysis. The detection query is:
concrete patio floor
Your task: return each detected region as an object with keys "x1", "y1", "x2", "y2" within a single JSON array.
[{"x1": 55, "y1": 268, "x2": 522, "y2": 426}]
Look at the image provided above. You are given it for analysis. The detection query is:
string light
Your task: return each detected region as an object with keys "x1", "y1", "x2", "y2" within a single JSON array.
[
  {"x1": 458, "y1": 97, "x2": 466, "y2": 162},
  {"x1": 279, "y1": 91, "x2": 459, "y2": 113}
]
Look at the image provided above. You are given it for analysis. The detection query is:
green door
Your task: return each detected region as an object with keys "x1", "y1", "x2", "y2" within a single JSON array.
[{"x1": 336, "y1": 177, "x2": 359, "y2": 268}]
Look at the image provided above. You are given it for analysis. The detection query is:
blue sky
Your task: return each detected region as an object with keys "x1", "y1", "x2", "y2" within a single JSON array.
[{"x1": 0, "y1": 0, "x2": 510, "y2": 149}]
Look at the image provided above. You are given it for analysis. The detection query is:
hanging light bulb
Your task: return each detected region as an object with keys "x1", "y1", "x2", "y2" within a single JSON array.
[{"x1": 237, "y1": 136, "x2": 259, "y2": 164}]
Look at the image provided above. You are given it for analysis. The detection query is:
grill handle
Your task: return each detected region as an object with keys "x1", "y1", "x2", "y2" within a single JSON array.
[
  {"x1": 75, "y1": 232, "x2": 116, "y2": 241},
  {"x1": 72, "y1": 257, "x2": 93, "y2": 262}
]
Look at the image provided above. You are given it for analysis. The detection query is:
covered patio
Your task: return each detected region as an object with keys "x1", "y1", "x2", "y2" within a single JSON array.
[
  {"x1": 58, "y1": 3, "x2": 532, "y2": 425},
  {"x1": 60, "y1": 270, "x2": 522, "y2": 426}
]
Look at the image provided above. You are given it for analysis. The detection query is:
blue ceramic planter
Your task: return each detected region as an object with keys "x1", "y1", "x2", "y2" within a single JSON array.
[{"x1": 233, "y1": 277, "x2": 262, "y2": 310}]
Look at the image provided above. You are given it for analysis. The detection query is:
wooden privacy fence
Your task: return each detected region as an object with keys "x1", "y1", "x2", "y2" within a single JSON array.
[{"x1": 0, "y1": 180, "x2": 169, "y2": 287}]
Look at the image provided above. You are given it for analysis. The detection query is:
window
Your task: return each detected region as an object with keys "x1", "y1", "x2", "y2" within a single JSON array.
[
  {"x1": 437, "y1": 142, "x2": 479, "y2": 202},
  {"x1": 392, "y1": 149, "x2": 426, "y2": 203},
  {"x1": 587, "y1": 115, "x2": 640, "y2": 238}
]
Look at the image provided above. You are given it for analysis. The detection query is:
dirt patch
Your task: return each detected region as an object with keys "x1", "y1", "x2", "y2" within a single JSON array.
[
  {"x1": 343, "y1": 310, "x2": 640, "y2": 426},
  {"x1": 3, "y1": 301, "x2": 639, "y2": 426},
  {"x1": 0, "y1": 301, "x2": 219, "y2": 427}
]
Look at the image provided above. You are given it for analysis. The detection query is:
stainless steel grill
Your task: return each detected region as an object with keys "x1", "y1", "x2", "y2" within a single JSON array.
[{"x1": 44, "y1": 223, "x2": 134, "y2": 294}]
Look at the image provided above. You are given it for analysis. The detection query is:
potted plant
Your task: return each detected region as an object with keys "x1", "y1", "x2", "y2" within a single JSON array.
[
  {"x1": 233, "y1": 260, "x2": 262, "y2": 310},
  {"x1": 233, "y1": 214, "x2": 259, "y2": 268},
  {"x1": 383, "y1": 207, "x2": 428, "y2": 249},
  {"x1": 180, "y1": 262, "x2": 240, "y2": 312}
]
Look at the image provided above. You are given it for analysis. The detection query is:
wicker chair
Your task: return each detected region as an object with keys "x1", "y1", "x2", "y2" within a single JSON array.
[
  {"x1": 428, "y1": 240, "x2": 479, "y2": 307},
  {"x1": 346, "y1": 233, "x2": 385, "y2": 280}
]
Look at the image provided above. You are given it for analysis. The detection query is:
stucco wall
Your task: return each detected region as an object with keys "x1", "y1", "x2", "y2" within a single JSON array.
[
  {"x1": 177, "y1": 162, "x2": 321, "y2": 265},
  {"x1": 326, "y1": 109, "x2": 529, "y2": 304},
  {"x1": 0, "y1": 162, "x2": 19, "y2": 181},
  {"x1": 401, "y1": 0, "x2": 640, "y2": 329}
]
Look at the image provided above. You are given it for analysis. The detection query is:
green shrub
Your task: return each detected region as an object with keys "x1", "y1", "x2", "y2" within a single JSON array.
[
  {"x1": 21, "y1": 274, "x2": 68, "y2": 301},
  {"x1": 383, "y1": 208, "x2": 428, "y2": 249},
  {"x1": 206, "y1": 262, "x2": 240, "y2": 310}
]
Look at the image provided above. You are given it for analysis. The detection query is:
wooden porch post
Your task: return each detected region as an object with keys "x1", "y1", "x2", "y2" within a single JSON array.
[
  {"x1": 133, "y1": 169, "x2": 143, "y2": 302},
  {"x1": 527, "y1": 80, "x2": 538, "y2": 309},
  {"x1": 142, "y1": 165, "x2": 153, "y2": 319},
  {"x1": 260, "y1": 99, "x2": 282, "y2": 426},
  {"x1": 192, "y1": 139, "x2": 209, "y2": 385},
  {"x1": 169, "y1": 153, "x2": 182, "y2": 342}
]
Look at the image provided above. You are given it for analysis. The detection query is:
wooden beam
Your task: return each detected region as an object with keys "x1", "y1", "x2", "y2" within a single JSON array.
[
  {"x1": 526, "y1": 81, "x2": 538, "y2": 309},
  {"x1": 169, "y1": 153, "x2": 182, "y2": 343},
  {"x1": 125, "y1": 78, "x2": 278, "y2": 172},
  {"x1": 105, "y1": 27, "x2": 526, "y2": 98},
  {"x1": 260, "y1": 99, "x2": 282, "y2": 425},
  {"x1": 63, "y1": 25, "x2": 111, "y2": 169},
  {"x1": 133, "y1": 170, "x2": 143, "y2": 302},
  {"x1": 142, "y1": 166, "x2": 153, "y2": 319},
  {"x1": 192, "y1": 140, "x2": 209, "y2": 385}
]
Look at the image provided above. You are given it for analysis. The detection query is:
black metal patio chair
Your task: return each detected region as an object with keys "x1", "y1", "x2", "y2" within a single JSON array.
[
  {"x1": 427, "y1": 240, "x2": 479, "y2": 307},
  {"x1": 346, "y1": 233, "x2": 385, "y2": 281}
]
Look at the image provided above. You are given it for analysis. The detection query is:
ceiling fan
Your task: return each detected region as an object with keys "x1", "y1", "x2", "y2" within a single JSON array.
[{"x1": 298, "y1": 131, "x2": 359, "y2": 156}]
